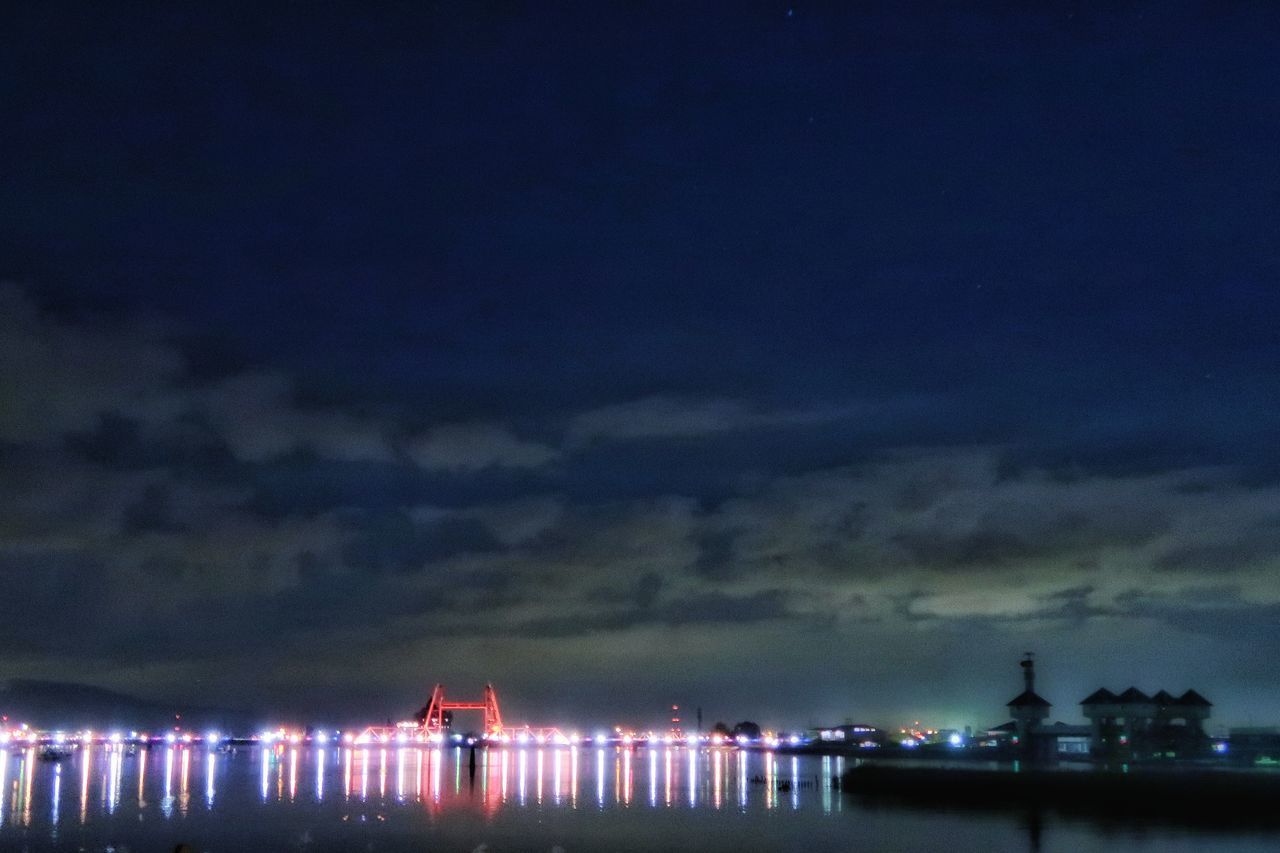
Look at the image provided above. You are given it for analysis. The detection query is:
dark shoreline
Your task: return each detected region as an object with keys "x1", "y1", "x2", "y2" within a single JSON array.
[{"x1": 841, "y1": 764, "x2": 1280, "y2": 830}]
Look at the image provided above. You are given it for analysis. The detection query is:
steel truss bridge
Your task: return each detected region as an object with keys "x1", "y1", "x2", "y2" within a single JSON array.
[{"x1": 357, "y1": 683, "x2": 568, "y2": 745}]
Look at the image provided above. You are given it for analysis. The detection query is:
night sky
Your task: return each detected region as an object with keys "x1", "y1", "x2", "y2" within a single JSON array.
[{"x1": 3, "y1": 2, "x2": 1279, "y2": 731}]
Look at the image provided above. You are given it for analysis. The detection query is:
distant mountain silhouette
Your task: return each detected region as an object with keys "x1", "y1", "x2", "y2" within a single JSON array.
[{"x1": 0, "y1": 679, "x2": 256, "y2": 732}]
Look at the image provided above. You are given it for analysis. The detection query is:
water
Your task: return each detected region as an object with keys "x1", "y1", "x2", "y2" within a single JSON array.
[{"x1": 0, "y1": 744, "x2": 1276, "y2": 852}]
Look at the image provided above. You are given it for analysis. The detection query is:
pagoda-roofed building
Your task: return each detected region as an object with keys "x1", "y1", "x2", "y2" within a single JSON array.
[
  {"x1": 1081, "y1": 685, "x2": 1212, "y2": 758},
  {"x1": 1006, "y1": 654, "x2": 1055, "y2": 762}
]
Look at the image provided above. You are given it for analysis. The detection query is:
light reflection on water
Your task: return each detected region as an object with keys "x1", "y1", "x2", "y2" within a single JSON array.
[
  {"x1": 2, "y1": 744, "x2": 1277, "y2": 851},
  {"x1": 3, "y1": 742, "x2": 832, "y2": 828}
]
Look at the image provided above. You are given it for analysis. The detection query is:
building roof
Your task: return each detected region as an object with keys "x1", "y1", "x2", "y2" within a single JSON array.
[
  {"x1": 1152, "y1": 689, "x2": 1176, "y2": 704},
  {"x1": 1116, "y1": 687, "x2": 1152, "y2": 703},
  {"x1": 1080, "y1": 688, "x2": 1117, "y2": 705},
  {"x1": 1007, "y1": 689, "x2": 1051, "y2": 708},
  {"x1": 1178, "y1": 689, "x2": 1212, "y2": 707}
]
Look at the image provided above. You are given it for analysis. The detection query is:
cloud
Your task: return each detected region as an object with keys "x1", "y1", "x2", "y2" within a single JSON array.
[
  {"x1": 514, "y1": 590, "x2": 791, "y2": 638},
  {"x1": 6, "y1": 285, "x2": 1280, "y2": 723},
  {"x1": 0, "y1": 285, "x2": 404, "y2": 464},
  {"x1": 0, "y1": 284, "x2": 184, "y2": 444},
  {"x1": 200, "y1": 373, "x2": 396, "y2": 463},
  {"x1": 341, "y1": 511, "x2": 503, "y2": 574},
  {"x1": 566, "y1": 395, "x2": 866, "y2": 444},
  {"x1": 406, "y1": 422, "x2": 559, "y2": 471}
]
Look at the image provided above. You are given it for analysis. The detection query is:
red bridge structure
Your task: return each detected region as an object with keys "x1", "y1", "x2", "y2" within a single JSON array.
[
  {"x1": 356, "y1": 683, "x2": 507, "y2": 744},
  {"x1": 418, "y1": 683, "x2": 504, "y2": 738}
]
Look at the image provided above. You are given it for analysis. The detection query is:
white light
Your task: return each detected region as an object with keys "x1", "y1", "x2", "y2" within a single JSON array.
[
  {"x1": 516, "y1": 731, "x2": 530, "y2": 745},
  {"x1": 901, "y1": 738, "x2": 917, "y2": 748},
  {"x1": 594, "y1": 732, "x2": 609, "y2": 743},
  {"x1": 165, "y1": 733, "x2": 177, "y2": 744},
  {"x1": 206, "y1": 731, "x2": 221, "y2": 744},
  {"x1": 788, "y1": 735, "x2": 800, "y2": 745},
  {"x1": 109, "y1": 732, "x2": 123, "y2": 744},
  {"x1": 396, "y1": 732, "x2": 408, "y2": 744},
  {"x1": 315, "y1": 733, "x2": 328, "y2": 744},
  {"x1": 948, "y1": 733, "x2": 962, "y2": 747}
]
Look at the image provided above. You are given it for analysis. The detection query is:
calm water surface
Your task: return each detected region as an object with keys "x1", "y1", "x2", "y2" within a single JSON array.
[{"x1": 0, "y1": 744, "x2": 1276, "y2": 852}]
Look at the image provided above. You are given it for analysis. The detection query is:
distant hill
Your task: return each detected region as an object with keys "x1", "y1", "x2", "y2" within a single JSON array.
[{"x1": 0, "y1": 679, "x2": 257, "y2": 733}]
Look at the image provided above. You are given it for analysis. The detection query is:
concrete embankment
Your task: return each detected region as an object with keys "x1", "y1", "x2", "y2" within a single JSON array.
[{"x1": 841, "y1": 764, "x2": 1280, "y2": 829}]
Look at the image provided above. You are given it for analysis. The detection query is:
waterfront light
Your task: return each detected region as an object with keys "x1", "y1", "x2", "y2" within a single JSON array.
[
  {"x1": 948, "y1": 733, "x2": 963, "y2": 747},
  {"x1": 165, "y1": 732, "x2": 177, "y2": 744},
  {"x1": 206, "y1": 731, "x2": 221, "y2": 744}
]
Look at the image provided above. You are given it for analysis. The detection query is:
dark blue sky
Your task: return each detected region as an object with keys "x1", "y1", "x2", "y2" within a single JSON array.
[{"x1": 2, "y1": 2, "x2": 1279, "y2": 731}]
